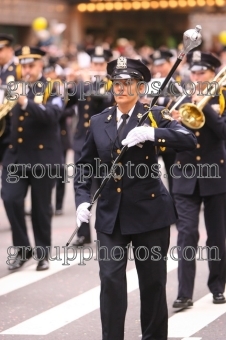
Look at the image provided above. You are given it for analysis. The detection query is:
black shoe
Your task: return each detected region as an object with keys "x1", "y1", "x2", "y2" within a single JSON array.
[
  {"x1": 72, "y1": 236, "x2": 91, "y2": 247},
  {"x1": 213, "y1": 293, "x2": 226, "y2": 304},
  {"x1": 8, "y1": 249, "x2": 32, "y2": 270},
  {"x1": 55, "y1": 209, "x2": 63, "y2": 216},
  {"x1": 173, "y1": 297, "x2": 193, "y2": 309},
  {"x1": 36, "y1": 258, "x2": 49, "y2": 271}
]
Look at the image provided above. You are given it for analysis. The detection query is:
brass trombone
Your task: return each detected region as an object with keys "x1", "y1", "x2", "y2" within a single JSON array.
[{"x1": 170, "y1": 65, "x2": 226, "y2": 129}]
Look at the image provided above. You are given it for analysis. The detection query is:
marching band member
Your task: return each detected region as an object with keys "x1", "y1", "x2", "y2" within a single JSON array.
[
  {"x1": 172, "y1": 51, "x2": 226, "y2": 308},
  {"x1": 1, "y1": 46, "x2": 63, "y2": 271}
]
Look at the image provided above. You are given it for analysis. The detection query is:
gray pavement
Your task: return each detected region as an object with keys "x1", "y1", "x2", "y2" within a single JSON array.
[{"x1": 0, "y1": 151, "x2": 226, "y2": 340}]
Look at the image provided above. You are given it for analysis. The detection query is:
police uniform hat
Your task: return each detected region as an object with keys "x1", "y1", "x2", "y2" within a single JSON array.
[
  {"x1": 15, "y1": 46, "x2": 46, "y2": 64},
  {"x1": 0, "y1": 33, "x2": 14, "y2": 48},
  {"x1": 187, "y1": 51, "x2": 221, "y2": 72},
  {"x1": 150, "y1": 49, "x2": 173, "y2": 66},
  {"x1": 107, "y1": 57, "x2": 151, "y2": 83},
  {"x1": 86, "y1": 46, "x2": 113, "y2": 63}
]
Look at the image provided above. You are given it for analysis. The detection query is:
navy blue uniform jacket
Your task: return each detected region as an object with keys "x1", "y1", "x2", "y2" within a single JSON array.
[
  {"x1": 2, "y1": 76, "x2": 63, "y2": 168},
  {"x1": 74, "y1": 101, "x2": 197, "y2": 234},
  {"x1": 172, "y1": 95, "x2": 226, "y2": 196}
]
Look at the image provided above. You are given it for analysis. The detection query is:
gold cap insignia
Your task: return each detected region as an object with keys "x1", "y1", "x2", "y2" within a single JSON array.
[
  {"x1": 22, "y1": 46, "x2": 30, "y2": 55},
  {"x1": 153, "y1": 51, "x2": 161, "y2": 59},
  {"x1": 192, "y1": 51, "x2": 201, "y2": 62},
  {"x1": 95, "y1": 46, "x2": 104, "y2": 56},
  {"x1": 116, "y1": 56, "x2": 127, "y2": 69}
]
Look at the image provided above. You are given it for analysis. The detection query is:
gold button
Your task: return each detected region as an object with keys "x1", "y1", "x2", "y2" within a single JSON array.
[
  {"x1": 84, "y1": 122, "x2": 89, "y2": 127},
  {"x1": 220, "y1": 159, "x2": 224, "y2": 163},
  {"x1": 84, "y1": 105, "x2": 89, "y2": 110},
  {"x1": 61, "y1": 130, "x2": 66, "y2": 135},
  {"x1": 18, "y1": 138, "x2": 23, "y2": 143},
  {"x1": 196, "y1": 143, "x2": 200, "y2": 148},
  {"x1": 118, "y1": 162, "x2": 122, "y2": 166},
  {"x1": 177, "y1": 161, "x2": 180, "y2": 164},
  {"x1": 146, "y1": 156, "x2": 149, "y2": 159},
  {"x1": 117, "y1": 177, "x2": 122, "y2": 181},
  {"x1": 151, "y1": 193, "x2": 155, "y2": 197},
  {"x1": 117, "y1": 149, "x2": 121, "y2": 154},
  {"x1": 25, "y1": 112, "x2": 29, "y2": 116},
  {"x1": 18, "y1": 127, "x2": 23, "y2": 132},
  {"x1": 8, "y1": 144, "x2": 13, "y2": 149},
  {"x1": 158, "y1": 139, "x2": 162, "y2": 142},
  {"x1": 84, "y1": 113, "x2": 89, "y2": 119},
  {"x1": 87, "y1": 97, "x2": 91, "y2": 102},
  {"x1": 196, "y1": 156, "x2": 201, "y2": 161},
  {"x1": 117, "y1": 188, "x2": 121, "y2": 193},
  {"x1": 195, "y1": 131, "x2": 200, "y2": 137},
  {"x1": 162, "y1": 139, "x2": 165, "y2": 143},
  {"x1": 19, "y1": 116, "x2": 24, "y2": 121},
  {"x1": 39, "y1": 144, "x2": 44, "y2": 149}
]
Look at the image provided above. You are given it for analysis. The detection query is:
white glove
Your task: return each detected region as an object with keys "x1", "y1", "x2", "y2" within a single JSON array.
[
  {"x1": 76, "y1": 202, "x2": 91, "y2": 228},
  {"x1": 121, "y1": 126, "x2": 155, "y2": 147}
]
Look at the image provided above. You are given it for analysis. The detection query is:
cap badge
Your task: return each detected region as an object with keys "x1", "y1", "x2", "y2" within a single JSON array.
[
  {"x1": 116, "y1": 56, "x2": 127, "y2": 69},
  {"x1": 22, "y1": 46, "x2": 30, "y2": 55},
  {"x1": 192, "y1": 51, "x2": 201, "y2": 62},
  {"x1": 153, "y1": 51, "x2": 161, "y2": 59},
  {"x1": 95, "y1": 46, "x2": 104, "y2": 56}
]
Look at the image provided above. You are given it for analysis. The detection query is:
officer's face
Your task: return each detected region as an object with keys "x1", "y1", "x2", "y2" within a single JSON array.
[
  {"x1": 190, "y1": 69, "x2": 215, "y2": 91},
  {"x1": 113, "y1": 79, "x2": 144, "y2": 108},
  {"x1": 91, "y1": 61, "x2": 107, "y2": 74},
  {"x1": 21, "y1": 60, "x2": 43, "y2": 82},
  {"x1": 0, "y1": 46, "x2": 13, "y2": 66}
]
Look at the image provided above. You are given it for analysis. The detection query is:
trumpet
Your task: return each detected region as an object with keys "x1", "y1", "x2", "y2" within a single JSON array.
[
  {"x1": 170, "y1": 65, "x2": 226, "y2": 129},
  {"x1": 0, "y1": 75, "x2": 30, "y2": 137}
]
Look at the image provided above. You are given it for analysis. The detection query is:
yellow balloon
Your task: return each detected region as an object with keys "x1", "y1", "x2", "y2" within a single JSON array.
[
  {"x1": 219, "y1": 31, "x2": 226, "y2": 46},
  {"x1": 32, "y1": 17, "x2": 48, "y2": 31}
]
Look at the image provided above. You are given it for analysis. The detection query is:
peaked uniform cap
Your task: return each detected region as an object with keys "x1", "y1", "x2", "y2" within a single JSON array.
[
  {"x1": 0, "y1": 33, "x2": 14, "y2": 48},
  {"x1": 107, "y1": 57, "x2": 151, "y2": 83},
  {"x1": 15, "y1": 46, "x2": 46, "y2": 64},
  {"x1": 150, "y1": 49, "x2": 173, "y2": 65},
  {"x1": 86, "y1": 46, "x2": 113, "y2": 63},
  {"x1": 187, "y1": 51, "x2": 221, "y2": 71}
]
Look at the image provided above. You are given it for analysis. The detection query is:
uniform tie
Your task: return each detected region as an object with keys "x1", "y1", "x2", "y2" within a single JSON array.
[{"x1": 118, "y1": 114, "x2": 129, "y2": 144}]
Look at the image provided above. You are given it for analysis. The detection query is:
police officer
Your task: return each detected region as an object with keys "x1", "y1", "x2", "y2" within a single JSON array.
[
  {"x1": 69, "y1": 46, "x2": 115, "y2": 246},
  {"x1": 172, "y1": 51, "x2": 226, "y2": 308},
  {"x1": 0, "y1": 33, "x2": 21, "y2": 162},
  {"x1": 74, "y1": 57, "x2": 197, "y2": 340},
  {"x1": 1, "y1": 46, "x2": 63, "y2": 271}
]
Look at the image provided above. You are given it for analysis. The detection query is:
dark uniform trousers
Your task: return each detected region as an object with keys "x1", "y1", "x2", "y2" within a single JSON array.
[
  {"x1": 1, "y1": 169, "x2": 55, "y2": 259},
  {"x1": 97, "y1": 221, "x2": 170, "y2": 340},
  {"x1": 174, "y1": 183, "x2": 226, "y2": 298}
]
